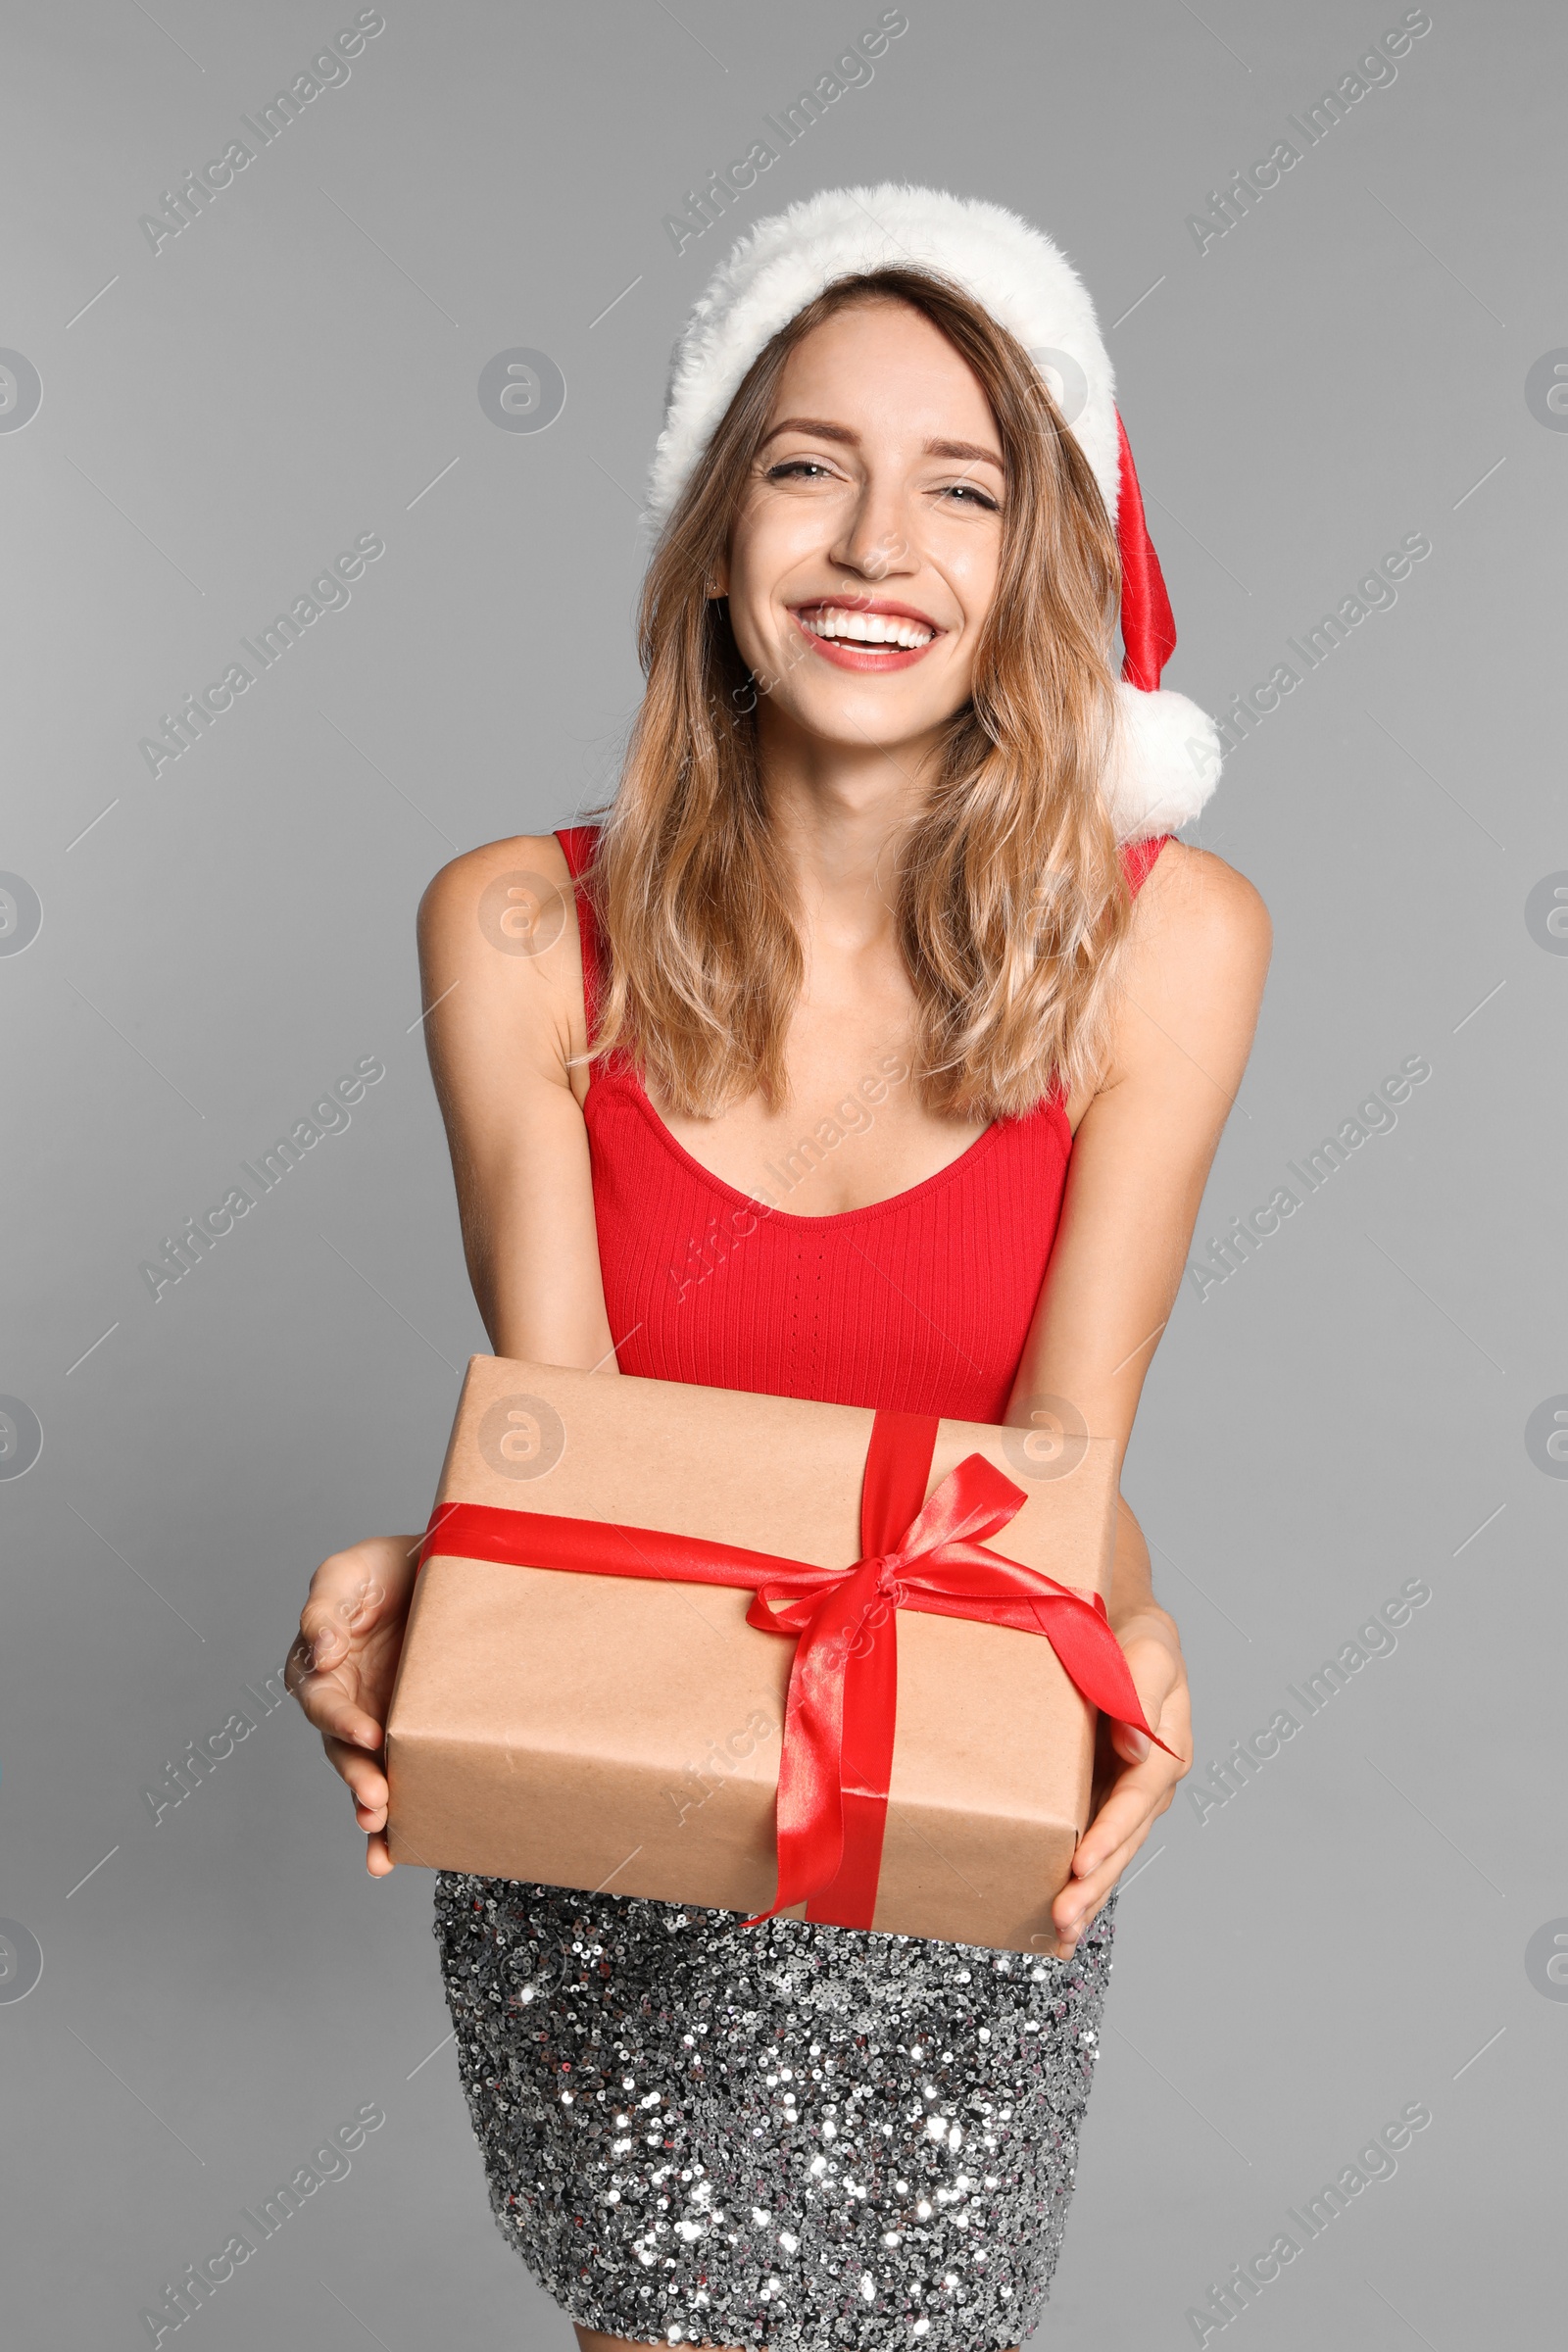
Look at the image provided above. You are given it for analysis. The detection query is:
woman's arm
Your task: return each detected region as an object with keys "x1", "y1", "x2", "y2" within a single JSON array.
[
  {"x1": 1006, "y1": 839, "x2": 1272, "y2": 1948},
  {"x1": 288, "y1": 833, "x2": 613, "y2": 1871},
  {"x1": 415, "y1": 832, "x2": 615, "y2": 1368}
]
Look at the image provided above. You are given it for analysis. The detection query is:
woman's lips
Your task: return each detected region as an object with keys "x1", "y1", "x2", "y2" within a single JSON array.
[
  {"x1": 789, "y1": 611, "x2": 943, "y2": 671},
  {"x1": 801, "y1": 633, "x2": 935, "y2": 671}
]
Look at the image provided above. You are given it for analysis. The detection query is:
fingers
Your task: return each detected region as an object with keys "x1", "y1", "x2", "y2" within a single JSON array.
[
  {"x1": 288, "y1": 1535, "x2": 421, "y2": 1875},
  {"x1": 1117, "y1": 1626, "x2": 1185, "y2": 1742},
  {"x1": 293, "y1": 1654, "x2": 385, "y2": 1754},
  {"x1": 1078, "y1": 1744, "x2": 1181, "y2": 1874},
  {"x1": 1077, "y1": 1780, "x2": 1165, "y2": 1878},
  {"x1": 1105, "y1": 1627, "x2": 1192, "y2": 1789},
  {"x1": 1053, "y1": 1817, "x2": 1153, "y2": 1953},
  {"x1": 287, "y1": 1534, "x2": 420, "y2": 1744},
  {"x1": 1053, "y1": 1880, "x2": 1113, "y2": 1951},
  {"x1": 294, "y1": 1540, "x2": 409, "y2": 1675},
  {"x1": 323, "y1": 1733, "x2": 388, "y2": 1818},
  {"x1": 288, "y1": 1595, "x2": 376, "y2": 1709},
  {"x1": 325, "y1": 1733, "x2": 396, "y2": 1873},
  {"x1": 325, "y1": 1719, "x2": 395, "y2": 1873},
  {"x1": 1054, "y1": 1686, "x2": 1190, "y2": 1953}
]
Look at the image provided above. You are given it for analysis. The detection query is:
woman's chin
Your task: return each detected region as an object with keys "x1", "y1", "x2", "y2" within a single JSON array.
[{"x1": 760, "y1": 686, "x2": 963, "y2": 765}]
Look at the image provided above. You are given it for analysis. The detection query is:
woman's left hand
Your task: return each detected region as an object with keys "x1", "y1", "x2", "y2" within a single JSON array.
[{"x1": 1051, "y1": 1607, "x2": 1191, "y2": 1955}]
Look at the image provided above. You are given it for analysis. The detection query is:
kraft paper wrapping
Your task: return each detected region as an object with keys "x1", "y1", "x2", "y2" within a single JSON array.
[{"x1": 384, "y1": 1355, "x2": 1120, "y2": 1955}]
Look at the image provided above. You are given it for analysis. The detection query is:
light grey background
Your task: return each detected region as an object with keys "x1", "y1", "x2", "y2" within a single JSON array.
[{"x1": 2, "y1": 2, "x2": 1561, "y2": 2345}]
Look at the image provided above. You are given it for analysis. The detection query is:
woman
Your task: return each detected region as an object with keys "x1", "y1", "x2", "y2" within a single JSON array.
[{"x1": 290, "y1": 186, "x2": 1269, "y2": 2352}]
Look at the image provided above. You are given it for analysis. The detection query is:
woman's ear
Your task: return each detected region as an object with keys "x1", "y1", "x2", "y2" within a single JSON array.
[{"x1": 707, "y1": 551, "x2": 730, "y2": 599}]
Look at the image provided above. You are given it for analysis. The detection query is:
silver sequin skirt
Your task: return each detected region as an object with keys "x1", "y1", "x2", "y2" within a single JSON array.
[{"x1": 433, "y1": 1874, "x2": 1117, "y2": 2350}]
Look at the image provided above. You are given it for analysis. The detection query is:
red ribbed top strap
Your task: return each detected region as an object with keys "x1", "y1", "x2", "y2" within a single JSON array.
[
  {"x1": 1121, "y1": 833, "x2": 1170, "y2": 894},
  {"x1": 556, "y1": 824, "x2": 604, "y2": 1045}
]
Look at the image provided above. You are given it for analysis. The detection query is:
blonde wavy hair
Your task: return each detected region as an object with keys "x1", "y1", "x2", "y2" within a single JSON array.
[{"x1": 584, "y1": 266, "x2": 1136, "y2": 1123}]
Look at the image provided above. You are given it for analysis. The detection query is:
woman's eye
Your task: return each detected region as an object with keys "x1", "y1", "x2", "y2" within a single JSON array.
[
  {"x1": 766, "y1": 459, "x2": 836, "y2": 481},
  {"x1": 938, "y1": 482, "x2": 1000, "y2": 511}
]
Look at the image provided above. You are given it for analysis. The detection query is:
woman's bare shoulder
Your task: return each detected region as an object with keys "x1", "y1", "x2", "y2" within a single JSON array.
[
  {"x1": 416, "y1": 833, "x2": 586, "y2": 1084},
  {"x1": 1132, "y1": 838, "x2": 1271, "y2": 997},
  {"x1": 1109, "y1": 839, "x2": 1271, "y2": 1090},
  {"x1": 417, "y1": 830, "x2": 574, "y2": 939},
  {"x1": 1140, "y1": 837, "x2": 1270, "y2": 950}
]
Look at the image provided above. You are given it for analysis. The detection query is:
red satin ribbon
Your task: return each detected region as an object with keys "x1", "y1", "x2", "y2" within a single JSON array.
[{"x1": 418, "y1": 1409, "x2": 1172, "y2": 1930}]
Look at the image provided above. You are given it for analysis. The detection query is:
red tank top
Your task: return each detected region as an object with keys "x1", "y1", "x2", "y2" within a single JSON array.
[{"x1": 559, "y1": 825, "x2": 1166, "y2": 1424}]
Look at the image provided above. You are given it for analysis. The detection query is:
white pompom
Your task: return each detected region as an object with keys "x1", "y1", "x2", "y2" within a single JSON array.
[{"x1": 1105, "y1": 683, "x2": 1223, "y2": 841}]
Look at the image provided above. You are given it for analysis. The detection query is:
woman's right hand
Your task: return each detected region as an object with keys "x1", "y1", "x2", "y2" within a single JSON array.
[{"x1": 286, "y1": 1534, "x2": 422, "y2": 1876}]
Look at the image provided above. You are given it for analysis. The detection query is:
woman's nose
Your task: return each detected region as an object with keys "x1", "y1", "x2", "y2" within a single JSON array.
[{"x1": 830, "y1": 483, "x2": 916, "y2": 585}]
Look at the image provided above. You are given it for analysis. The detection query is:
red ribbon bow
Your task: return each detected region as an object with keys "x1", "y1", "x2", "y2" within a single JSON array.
[{"x1": 419, "y1": 1408, "x2": 1171, "y2": 1930}]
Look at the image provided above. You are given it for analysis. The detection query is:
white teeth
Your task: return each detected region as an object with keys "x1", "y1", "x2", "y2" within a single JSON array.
[{"x1": 799, "y1": 606, "x2": 934, "y2": 650}]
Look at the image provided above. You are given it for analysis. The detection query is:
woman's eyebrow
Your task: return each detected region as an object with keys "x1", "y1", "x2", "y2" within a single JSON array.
[
  {"x1": 759, "y1": 417, "x2": 1004, "y2": 469},
  {"x1": 758, "y1": 416, "x2": 858, "y2": 449},
  {"x1": 924, "y1": 437, "x2": 1004, "y2": 470}
]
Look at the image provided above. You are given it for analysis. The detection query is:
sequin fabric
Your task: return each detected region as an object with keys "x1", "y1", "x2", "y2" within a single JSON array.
[{"x1": 433, "y1": 1873, "x2": 1117, "y2": 2349}]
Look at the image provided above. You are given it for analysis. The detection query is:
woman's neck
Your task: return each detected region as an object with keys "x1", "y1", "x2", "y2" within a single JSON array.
[{"x1": 758, "y1": 710, "x2": 945, "y2": 949}]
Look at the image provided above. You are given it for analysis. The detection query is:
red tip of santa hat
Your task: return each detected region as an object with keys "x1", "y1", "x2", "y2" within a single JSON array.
[
  {"x1": 646, "y1": 183, "x2": 1222, "y2": 841},
  {"x1": 1114, "y1": 413, "x2": 1177, "y2": 692}
]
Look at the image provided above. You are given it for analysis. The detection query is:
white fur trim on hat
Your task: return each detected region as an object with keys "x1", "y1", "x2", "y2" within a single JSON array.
[
  {"x1": 646, "y1": 182, "x2": 1221, "y2": 842},
  {"x1": 647, "y1": 181, "x2": 1120, "y2": 532}
]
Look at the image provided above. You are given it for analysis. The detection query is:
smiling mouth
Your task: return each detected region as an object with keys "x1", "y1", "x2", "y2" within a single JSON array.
[{"x1": 791, "y1": 600, "x2": 943, "y2": 669}]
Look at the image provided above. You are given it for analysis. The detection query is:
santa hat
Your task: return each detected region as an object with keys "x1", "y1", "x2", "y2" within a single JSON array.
[{"x1": 645, "y1": 183, "x2": 1221, "y2": 842}]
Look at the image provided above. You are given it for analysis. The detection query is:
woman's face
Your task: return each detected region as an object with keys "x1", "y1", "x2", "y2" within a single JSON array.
[{"x1": 716, "y1": 298, "x2": 1006, "y2": 762}]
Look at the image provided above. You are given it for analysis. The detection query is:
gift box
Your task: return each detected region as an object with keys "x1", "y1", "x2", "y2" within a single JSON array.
[{"x1": 384, "y1": 1354, "x2": 1156, "y2": 1955}]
